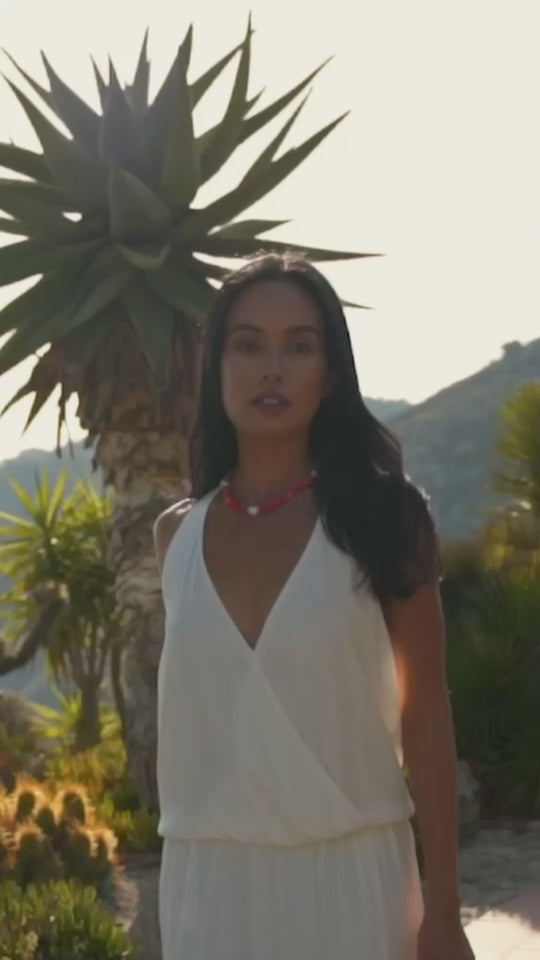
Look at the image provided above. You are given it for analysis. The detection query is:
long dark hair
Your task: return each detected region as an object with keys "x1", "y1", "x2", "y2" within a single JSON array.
[{"x1": 189, "y1": 253, "x2": 442, "y2": 603}]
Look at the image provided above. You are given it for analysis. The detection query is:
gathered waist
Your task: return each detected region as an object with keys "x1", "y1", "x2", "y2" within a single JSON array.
[{"x1": 158, "y1": 802, "x2": 414, "y2": 849}]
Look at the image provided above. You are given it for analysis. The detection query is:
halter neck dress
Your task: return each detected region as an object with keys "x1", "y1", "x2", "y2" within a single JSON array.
[{"x1": 157, "y1": 488, "x2": 424, "y2": 960}]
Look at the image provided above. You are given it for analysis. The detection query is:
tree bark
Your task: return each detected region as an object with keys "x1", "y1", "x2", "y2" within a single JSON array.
[
  {"x1": 93, "y1": 428, "x2": 190, "y2": 809},
  {"x1": 76, "y1": 678, "x2": 101, "y2": 750},
  {"x1": 0, "y1": 597, "x2": 66, "y2": 676},
  {"x1": 110, "y1": 641, "x2": 127, "y2": 743}
]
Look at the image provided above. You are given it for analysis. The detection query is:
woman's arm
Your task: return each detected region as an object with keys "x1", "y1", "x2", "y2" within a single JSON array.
[{"x1": 383, "y1": 579, "x2": 461, "y2": 919}]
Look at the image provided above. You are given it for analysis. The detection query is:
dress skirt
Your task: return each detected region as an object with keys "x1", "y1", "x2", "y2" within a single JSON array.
[{"x1": 159, "y1": 820, "x2": 424, "y2": 960}]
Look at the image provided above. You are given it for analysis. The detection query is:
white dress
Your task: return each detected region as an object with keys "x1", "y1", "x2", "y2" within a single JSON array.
[{"x1": 156, "y1": 489, "x2": 424, "y2": 959}]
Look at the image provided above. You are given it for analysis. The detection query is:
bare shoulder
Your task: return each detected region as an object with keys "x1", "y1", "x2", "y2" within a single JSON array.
[{"x1": 153, "y1": 498, "x2": 195, "y2": 574}]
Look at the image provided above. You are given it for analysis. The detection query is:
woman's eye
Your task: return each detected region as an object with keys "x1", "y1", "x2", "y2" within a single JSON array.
[
  {"x1": 234, "y1": 339, "x2": 260, "y2": 354},
  {"x1": 290, "y1": 341, "x2": 314, "y2": 354}
]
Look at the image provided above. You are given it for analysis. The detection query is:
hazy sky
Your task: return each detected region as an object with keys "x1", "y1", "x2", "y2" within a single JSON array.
[{"x1": 0, "y1": 0, "x2": 539, "y2": 460}]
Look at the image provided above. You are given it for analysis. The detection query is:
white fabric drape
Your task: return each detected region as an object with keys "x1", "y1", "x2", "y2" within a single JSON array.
[{"x1": 157, "y1": 490, "x2": 423, "y2": 958}]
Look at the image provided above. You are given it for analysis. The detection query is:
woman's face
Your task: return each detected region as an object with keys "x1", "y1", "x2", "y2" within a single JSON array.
[{"x1": 220, "y1": 279, "x2": 330, "y2": 439}]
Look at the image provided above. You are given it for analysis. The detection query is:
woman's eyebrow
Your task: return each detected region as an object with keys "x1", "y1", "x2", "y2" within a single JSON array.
[
  {"x1": 229, "y1": 323, "x2": 262, "y2": 333},
  {"x1": 229, "y1": 323, "x2": 319, "y2": 334}
]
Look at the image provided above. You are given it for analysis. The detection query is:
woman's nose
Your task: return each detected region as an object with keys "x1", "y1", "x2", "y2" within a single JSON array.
[
  {"x1": 262, "y1": 368, "x2": 282, "y2": 382},
  {"x1": 261, "y1": 351, "x2": 283, "y2": 381}
]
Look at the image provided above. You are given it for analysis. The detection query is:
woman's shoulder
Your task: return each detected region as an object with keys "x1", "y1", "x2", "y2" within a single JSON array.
[{"x1": 153, "y1": 498, "x2": 197, "y2": 574}]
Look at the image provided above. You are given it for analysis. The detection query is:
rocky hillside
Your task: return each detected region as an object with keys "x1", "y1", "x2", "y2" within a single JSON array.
[{"x1": 390, "y1": 338, "x2": 540, "y2": 538}]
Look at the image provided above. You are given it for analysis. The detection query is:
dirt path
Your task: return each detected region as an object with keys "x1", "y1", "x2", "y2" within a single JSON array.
[{"x1": 457, "y1": 821, "x2": 540, "y2": 926}]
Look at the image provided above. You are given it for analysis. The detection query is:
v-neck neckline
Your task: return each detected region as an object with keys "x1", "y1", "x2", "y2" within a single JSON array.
[{"x1": 198, "y1": 489, "x2": 321, "y2": 657}]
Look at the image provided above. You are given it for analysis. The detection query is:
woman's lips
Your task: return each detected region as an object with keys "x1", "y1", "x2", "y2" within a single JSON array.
[{"x1": 251, "y1": 393, "x2": 290, "y2": 414}]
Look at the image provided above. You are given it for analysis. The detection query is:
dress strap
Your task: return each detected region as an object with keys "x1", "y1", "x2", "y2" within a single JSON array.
[{"x1": 160, "y1": 489, "x2": 217, "y2": 600}]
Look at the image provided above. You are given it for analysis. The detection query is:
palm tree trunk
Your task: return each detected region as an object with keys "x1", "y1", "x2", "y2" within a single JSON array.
[
  {"x1": 94, "y1": 428, "x2": 190, "y2": 809},
  {"x1": 110, "y1": 641, "x2": 127, "y2": 743},
  {"x1": 76, "y1": 678, "x2": 101, "y2": 750}
]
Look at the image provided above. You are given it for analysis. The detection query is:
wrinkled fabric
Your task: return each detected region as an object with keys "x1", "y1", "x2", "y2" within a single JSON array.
[{"x1": 157, "y1": 489, "x2": 423, "y2": 958}]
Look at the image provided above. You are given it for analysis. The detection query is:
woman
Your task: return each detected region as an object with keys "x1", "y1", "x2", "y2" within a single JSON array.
[{"x1": 153, "y1": 253, "x2": 475, "y2": 960}]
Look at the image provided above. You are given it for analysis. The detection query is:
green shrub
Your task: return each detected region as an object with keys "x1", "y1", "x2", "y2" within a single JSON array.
[
  {"x1": 97, "y1": 801, "x2": 162, "y2": 855},
  {"x1": 45, "y1": 737, "x2": 137, "y2": 810},
  {"x1": 0, "y1": 878, "x2": 134, "y2": 958},
  {"x1": 446, "y1": 566, "x2": 540, "y2": 817}
]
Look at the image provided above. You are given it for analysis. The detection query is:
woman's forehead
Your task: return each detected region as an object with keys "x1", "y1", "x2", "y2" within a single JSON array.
[{"x1": 227, "y1": 279, "x2": 322, "y2": 329}]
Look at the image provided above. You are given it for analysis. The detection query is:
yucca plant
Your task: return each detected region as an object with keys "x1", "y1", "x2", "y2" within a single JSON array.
[
  {"x1": 0, "y1": 22, "x2": 372, "y2": 805},
  {"x1": 0, "y1": 471, "x2": 122, "y2": 751}
]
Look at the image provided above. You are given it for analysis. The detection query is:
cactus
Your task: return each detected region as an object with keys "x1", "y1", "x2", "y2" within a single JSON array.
[
  {"x1": 0, "y1": 774, "x2": 117, "y2": 889},
  {"x1": 52, "y1": 782, "x2": 94, "y2": 826}
]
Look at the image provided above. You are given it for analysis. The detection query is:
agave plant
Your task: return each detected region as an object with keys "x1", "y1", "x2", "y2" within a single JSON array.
[{"x1": 0, "y1": 22, "x2": 372, "y2": 805}]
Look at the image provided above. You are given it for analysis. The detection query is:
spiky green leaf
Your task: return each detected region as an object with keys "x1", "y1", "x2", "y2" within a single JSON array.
[
  {"x1": 91, "y1": 58, "x2": 108, "y2": 110},
  {"x1": 147, "y1": 259, "x2": 214, "y2": 319},
  {"x1": 99, "y1": 67, "x2": 149, "y2": 179},
  {"x1": 0, "y1": 237, "x2": 101, "y2": 288},
  {"x1": 178, "y1": 113, "x2": 349, "y2": 236},
  {"x1": 69, "y1": 244, "x2": 128, "y2": 302},
  {"x1": 0, "y1": 209, "x2": 103, "y2": 244},
  {"x1": 0, "y1": 178, "x2": 69, "y2": 209},
  {"x1": 0, "y1": 297, "x2": 76, "y2": 376},
  {"x1": 108, "y1": 164, "x2": 171, "y2": 242},
  {"x1": 122, "y1": 280, "x2": 176, "y2": 387},
  {"x1": 239, "y1": 111, "x2": 350, "y2": 209},
  {"x1": 8, "y1": 476, "x2": 44, "y2": 518},
  {"x1": 4, "y1": 79, "x2": 106, "y2": 208},
  {"x1": 126, "y1": 28, "x2": 150, "y2": 115},
  {"x1": 245, "y1": 87, "x2": 265, "y2": 114},
  {"x1": 192, "y1": 256, "x2": 229, "y2": 281},
  {"x1": 0, "y1": 376, "x2": 49, "y2": 422},
  {"x1": 0, "y1": 217, "x2": 27, "y2": 235},
  {"x1": 189, "y1": 33, "x2": 251, "y2": 107},
  {"x1": 65, "y1": 305, "x2": 114, "y2": 364},
  {"x1": 159, "y1": 43, "x2": 200, "y2": 208},
  {"x1": 46, "y1": 469, "x2": 68, "y2": 526},
  {"x1": 341, "y1": 298, "x2": 372, "y2": 310},
  {"x1": 180, "y1": 24, "x2": 194, "y2": 71},
  {"x1": 41, "y1": 52, "x2": 100, "y2": 153},
  {"x1": 241, "y1": 95, "x2": 309, "y2": 189},
  {"x1": 143, "y1": 31, "x2": 199, "y2": 201},
  {"x1": 191, "y1": 235, "x2": 370, "y2": 262},
  {"x1": 68, "y1": 270, "x2": 132, "y2": 331},
  {"x1": 2, "y1": 50, "x2": 53, "y2": 109},
  {"x1": 239, "y1": 58, "x2": 331, "y2": 144},
  {"x1": 116, "y1": 238, "x2": 171, "y2": 271},
  {"x1": 198, "y1": 17, "x2": 252, "y2": 184},
  {"x1": 0, "y1": 270, "x2": 80, "y2": 337},
  {"x1": 0, "y1": 179, "x2": 72, "y2": 233},
  {"x1": 1, "y1": 304, "x2": 116, "y2": 423},
  {"x1": 0, "y1": 142, "x2": 52, "y2": 181}
]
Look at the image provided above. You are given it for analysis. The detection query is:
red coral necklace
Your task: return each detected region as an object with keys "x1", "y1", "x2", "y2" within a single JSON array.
[{"x1": 220, "y1": 468, "x2": 317, "y2": 517}]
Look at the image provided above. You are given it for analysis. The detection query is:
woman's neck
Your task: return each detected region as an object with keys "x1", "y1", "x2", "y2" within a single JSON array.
[{"x1": 230, "y1": 436, "x2": 313, "y2": 505}]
